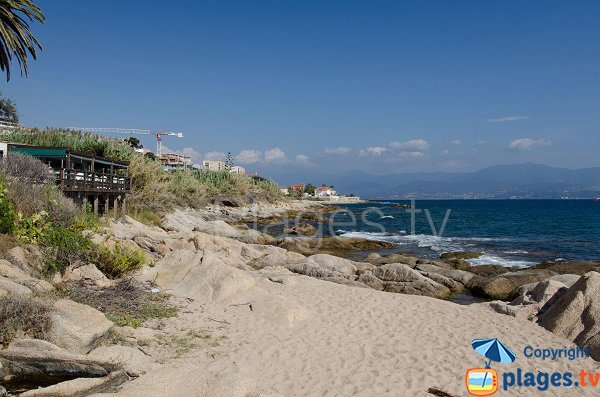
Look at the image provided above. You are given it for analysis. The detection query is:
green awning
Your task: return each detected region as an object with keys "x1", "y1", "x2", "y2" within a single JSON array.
[{"x1": 12, "y1": 147, "x2": 68, "y2": 157}]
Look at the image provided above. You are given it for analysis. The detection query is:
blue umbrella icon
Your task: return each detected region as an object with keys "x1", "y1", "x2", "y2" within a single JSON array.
[{"x1": 471, "y1": 338, "x2": 517, "y2": 388}]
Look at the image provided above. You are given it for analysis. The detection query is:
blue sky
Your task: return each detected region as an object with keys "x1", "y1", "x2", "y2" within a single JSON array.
[{"x1": 4, "y1": 0, "x2": 600, "y2": 180}]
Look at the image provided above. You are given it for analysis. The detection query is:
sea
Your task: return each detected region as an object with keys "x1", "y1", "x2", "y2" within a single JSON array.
[{"x1": 330, "y1": 199, "x2": 600, "y2": 267}]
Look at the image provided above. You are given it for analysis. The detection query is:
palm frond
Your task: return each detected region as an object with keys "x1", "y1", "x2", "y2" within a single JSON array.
[{"x1": 0, "y1": 0, "x2": 44, "y2": 81}]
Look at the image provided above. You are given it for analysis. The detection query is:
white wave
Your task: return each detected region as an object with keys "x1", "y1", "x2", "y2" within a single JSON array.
[
  {"x1": 380, "y1": 215, "x2": 394, "y2": 219},
  {"x1": 505, "y1": 250, "x2": 529, "y2": 254},
  {"x1": 468, "y1": 255, "x2": 535, "y2": 268}
]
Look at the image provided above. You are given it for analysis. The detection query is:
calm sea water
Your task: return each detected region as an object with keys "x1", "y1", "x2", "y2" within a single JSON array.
[{"x1": 332, "y1": 200, "x2": 600, "y2": 267}]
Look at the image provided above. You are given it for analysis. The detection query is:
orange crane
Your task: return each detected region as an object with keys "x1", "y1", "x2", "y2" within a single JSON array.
[{"x1": 67, "y1": 127, "x2": 184, "y2": 155}]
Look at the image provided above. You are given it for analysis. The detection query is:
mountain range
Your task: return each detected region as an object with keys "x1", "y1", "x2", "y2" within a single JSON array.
[{"x1": 275, "y1": 163, "x2": 600, "y2": 199}]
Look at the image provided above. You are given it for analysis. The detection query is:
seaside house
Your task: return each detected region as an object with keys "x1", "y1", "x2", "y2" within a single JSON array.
[
  {"x1": 315, "y1": 186, "x2": 336, "y2": 198},
  {"x1": 230, "y1": 165, "x2": 246, "y2": 175},
  {"x1": 0, "y1": 141, "x2": 131, "y2": 219},
  {"x1": 159, "y1": 153, "x2": 192, "y2": 171},
  {"x1": 290, "y1": 184, "x2": 305, "y2": 193},
  {"x1": 202, "y1": 160, "x2": 226, "y2": 171}
]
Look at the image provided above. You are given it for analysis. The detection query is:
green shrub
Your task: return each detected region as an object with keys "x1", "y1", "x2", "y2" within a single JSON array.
[
  {"x1": 42, "y1": 225, "x2": 93, "y2": 274},
  {"x1": 0, "y1": 294, "x2": 52, "y2": 345},
  {"x1": 130, "y1": 208, "x2": 162, "y2": 227},
  {"x1": 92, "y1": 243, "x2": 146, "y2": 278},
  {"x1": 0, "y1": 178, "x2": 15, "y2": 234},
  {"x1": 13, "y1": 211, "x2": 51, "y2": 244}
]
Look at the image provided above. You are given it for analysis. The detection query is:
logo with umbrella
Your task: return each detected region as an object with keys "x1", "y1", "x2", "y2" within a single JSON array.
[{"x1": 466, "y1": 338, "x2": 517, "y2": 396}]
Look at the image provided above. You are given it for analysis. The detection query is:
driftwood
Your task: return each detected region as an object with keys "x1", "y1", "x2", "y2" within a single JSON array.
[{"x1": 427, "y1": 387, "x2": 461, "y2": 397}]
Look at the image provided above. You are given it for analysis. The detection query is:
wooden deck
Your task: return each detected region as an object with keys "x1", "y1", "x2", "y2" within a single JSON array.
[{"x1": 57, "y1": 169, "x2": 131, "y2": 193}]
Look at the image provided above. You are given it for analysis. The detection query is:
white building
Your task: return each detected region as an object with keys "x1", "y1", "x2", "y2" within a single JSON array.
[
  {"x1": 202, "y1": 160, "x2": 226, "y2": 171},
  {"x1": 230, "y1": 165, "x2": 246, "y2": 175},
  {"x1": 315, "y1": 186, "x2": 336, "y2": 197}
]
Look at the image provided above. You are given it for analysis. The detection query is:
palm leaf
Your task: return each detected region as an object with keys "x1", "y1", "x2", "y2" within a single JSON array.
[{"x1": 0, "y1": 0, "x2": 44, "y2": 81}]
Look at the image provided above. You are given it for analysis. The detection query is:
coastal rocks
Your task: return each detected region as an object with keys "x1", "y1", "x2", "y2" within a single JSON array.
[
  {"x1": 538, "y1": 272, "x2": 600, "y2": 360},
  {"x1": 529, "y1": 261, "x2": 600, "y2": 275},
  {"x1": 47, "y1": 299, "x2": 113, "y2": 354},
  {"x1": 414, "y1": 264, "x2": 476, "y2": 286},
  {"x1": 357, "y1": 273, "x2": 385, "y2": 290},
  {"x1": 510, "y1": 280, "x2": 568, "y2": 306},
  {"x1": 0, "y1": 339, "x2": 118, "y2": 393},
  {"x1": 61, "y1": 263, "x2": 114, "y2": 288},
  {"x1": 363, "y1": 253, "x2": 419, "y2": 267},
  {"x1": 465, "y1": 264, "x2": 510, "y2": 277},
  {"x1": 139, "y1": 250, "x2": 255, "y2": 303},
  {"x1": 373, "y1": 264, "x2": 451, "y2": 298},
  {"x1": 307, "y1": 254, "x2": 358, "y2": 277},
  {"x1": 285, "y1": 260, "x2": 353, "y2": 281},
  {"x1": 279, "y1": 237, "x2": 394, "y2": 257},
  {"x1": 0, "y1": 259, "x2": 53, "y2": 292},
  {"x1": 283, "y1": 223, "x2": 317, "y2": 236},
  {"x1": 440, "y1": 251, "x2": 483, "y2": 260},
  {"x1": 19, "y1": 370, "x2": 129, "y2": 397},
  {"x1": 467, "y1": 269, "x2": 558, "y2": 300},
  {"x1": 87, "y1": 345, "x2": 157, "y2": 377},
  {"x1": 0, "y1": 276, "x2": 32, "y2": 296}
]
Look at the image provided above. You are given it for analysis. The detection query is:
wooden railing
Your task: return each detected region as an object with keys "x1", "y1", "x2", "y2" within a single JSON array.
[{"x1": 56, "y1": 169, "x2": 131, "y2": 193}]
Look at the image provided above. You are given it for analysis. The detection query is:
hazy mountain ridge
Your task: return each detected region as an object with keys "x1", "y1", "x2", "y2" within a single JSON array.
[{"x1": 330, "y1": 163, "x2": 600, "y2": 199}]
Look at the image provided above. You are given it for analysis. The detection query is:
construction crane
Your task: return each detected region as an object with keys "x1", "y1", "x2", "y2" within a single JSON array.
[{"x1": 67, "y1": 127, "x2": 184, "y2": 156}]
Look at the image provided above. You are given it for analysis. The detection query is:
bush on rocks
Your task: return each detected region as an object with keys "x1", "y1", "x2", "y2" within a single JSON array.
[{"x1": 0, "y1": 294, "x2": 52, "y2": 345}]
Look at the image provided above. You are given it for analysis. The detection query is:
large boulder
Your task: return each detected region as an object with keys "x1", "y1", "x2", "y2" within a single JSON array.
[
  {"x1": 307, "y1": 254, "x2": 358, "y2": 277},
  {"x1": 87, "y1": 345, "x2": 157, "y2": 377},
  {"x1": 62, "y1": 264, "x2": 114, "y2": 288},
  {"x1": 285, "y1": 259, "x2": 354, "y2": 280},
  {"x1": 279, "y1": 237, "x2": 394, "y2": 257},
  {"x1": 0, "y1": 259, "x2": 53, "y2": 292},
  {"x1": 47, "y1": 299, "x2": 113, "y2": 354},
  {"x1": 0, "y1": 276, "x2": 32, "y2": 296},
  {"x1": 363, "y1": 253, "x2": 419, "y2": 267},
  {"x1": 465, "y1": 264, "x2": 510, "y2": 277},
  {"x1": 283, "y1": 223, "x2": 317, "y2": 236},
  {"x1": 529, "y1": 261, "x2": 600, "y2": 275},
  {"x1": 414, "y1": 264, "x2": 476, "y2": 285},
  {"x1": 468, "y1": 269, "x2": 558, "y2": 300},
  {"x1": 510, "y1": 280, "x2": 568, "y2": 306},
  {"x1": 538, "y1": 272, "x2": 600, "y2": 360},
  {"x1": 357, "y1": 273, "x2": 384, "y2": 291},
  {"x1": 373, "y1": 264, "x2": 451, "y2": 299}
]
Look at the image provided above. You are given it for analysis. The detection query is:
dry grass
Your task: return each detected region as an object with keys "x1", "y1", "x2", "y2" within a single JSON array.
[
  {"x1": 59, "y1": 279, "x2": 177, "y2": 328},
  {"x1": 0, "y1": 294, "x2": 52, "y2": 345}
]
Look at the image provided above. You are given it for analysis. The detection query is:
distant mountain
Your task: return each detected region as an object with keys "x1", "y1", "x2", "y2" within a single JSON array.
[{"x1": 329, "y1": 163, "x2": 600, "y2": 199}]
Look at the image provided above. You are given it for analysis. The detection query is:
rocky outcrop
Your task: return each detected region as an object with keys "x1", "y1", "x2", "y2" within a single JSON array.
[
  {"x1": 47, "y1": 299, "x2": 113, "y2": 354},
  {"x1": 538, "y1": 272, "x2": 600, "y2": 360},
  {"x1": 440, "y1": 251, "x2": 483, "y2": 260},
  {"x1": 61, "y1": 263, "x2": 114, "y2": 288},
  {"x1": 279, "y1": 237, "x2": 394, "y2": 257},
  {"x1": 465, "y1": 264, "x2": 510, "y2": 277},
  {"x1": 373, "y1": 264, "x2": 451, "y2": 299},
  {"x1": 468, "y1": 269, "x2": 558, "y2": 300},
  {"x1": 0, "y1": 259, "x2": 53, "y2": 293},
  {"x1": 363, "y1": 253, "x2": 419, "y2": 267},
  {"x1": 529, "y1": 261, "x2": 600, "y2": 275},
  {"x1": 283, "y1": 223, "x2": 317, "y2": 236}
]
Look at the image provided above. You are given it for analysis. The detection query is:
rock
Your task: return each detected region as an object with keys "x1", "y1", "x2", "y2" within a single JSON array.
[
  {"x1": 279, "y1": 237, "x2": 394, "y2": 257},
  {"x1": 414, "y1": 264, "x2": 476, "y2": 285},
  {"x1": 510, "y1": 280, "x2": 567, "y2": 306},
  {"x1": 0, "y1": 276, "x2": 32, "y2": 295},
  {"x1": 373, "y1": 264, "x2": 451, "y2": 298},
  {"x1": 87, "y1": 345, "x2": 157, "y2": 377},
  {"x1": 444, "y1": 259, "x2": 471, "y2": 270},
  {"x1": 249, "y1": 249, "x2": 305, "y2": 270},
  {"x1": 364, "y1": 253, "x2": 419, "y2": 267},
  {"x1": 357, "y1": 273, "x2": 384, "y2": 290},
  {"x1": 466, "y1": 264, "x2": 510, "y2": 277},
  {"x1": 283, "y1": 223, "x2": 317, "y2": 236},
  {"x1": 355, "y1": 262, "x2": 377, "y2": 274},
  {"x1": 538, "y1": 272, "x2": 600, "y2": 360},
  {"x1": 320, "y1": 276, "x2": 371, "y2": 289},
  {"x1": 0, "y1": 386, "x2": 6, "y2": 397},
  {"x1": 137, "y1": 250, "x2": 256, "y2": 303},
  {"x1": 285, "y1": 260, "x2": 354, "y2": 280},
  {"x1": 440, "y1": 251, "x2": 483, "y2": 260},
  {"x1": 47, "y1": 299, "x2": 113, "y2": 354},
  {"x1": 383, "y1": 279, "x2": 451, "y2": 299},
  {"x1": 5, "y1": 246, "x2": 33, "y2": 273},
  {"x1": 307, "y1": 254, "x2": 358, "y2": 277},
  {"x1": 418, "y1": 271, "x2": 464, "y2": 292},
  {"x1": 19, "y1": 370, "x2": 129, "y2": 397},
  {"x1": 0, "y1": 339, "x2": 115, "y2": 389},
  {"x1": 0, "y1": 259, "x2": 53, "y2": 292},
  {"x1": 529, "y1": 261, "x2": 600, "y2": 275},
  {"x1": 62, "y1": 264, "x2": 114, "y2": 288},
  {"x1": 468, "y1": 269, "x2": 558, "y2": 300},
  {"x1": 489, "y1": 301, "x2": 540, "y2": 321},
  {"x1": 416, "y1": 259, "x2": 454, "y2": 270},
  {"x1": 548, "y1": 274, "x2": 581, "y2": 288}
]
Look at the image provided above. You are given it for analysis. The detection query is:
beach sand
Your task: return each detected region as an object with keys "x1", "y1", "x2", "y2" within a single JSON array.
[{"x1": 96, "y1": 250, "x2": 600, "y2": 397}]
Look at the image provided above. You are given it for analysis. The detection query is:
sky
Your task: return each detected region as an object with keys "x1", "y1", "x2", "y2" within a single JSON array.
[{"x1": 4, "y1": 0, "x2": 600, "y2": 182}]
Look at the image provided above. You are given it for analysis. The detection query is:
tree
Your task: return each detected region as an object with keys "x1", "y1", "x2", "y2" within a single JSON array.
[
  {"x1": 125, "y1": 137, "x2": 142, "y2": 149},
  {"x1": 0, "y1": 92, "x2": 18, "y2": 123},
  {"x1": 224, "y1": 152, "x2": 234, "y2": 171},
  {"x1": 0, "y1": 0, "x2": 45, "y2": 81},
  {"x1": 304, "y1": 183, "x2": 316, "y2": 195}
]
